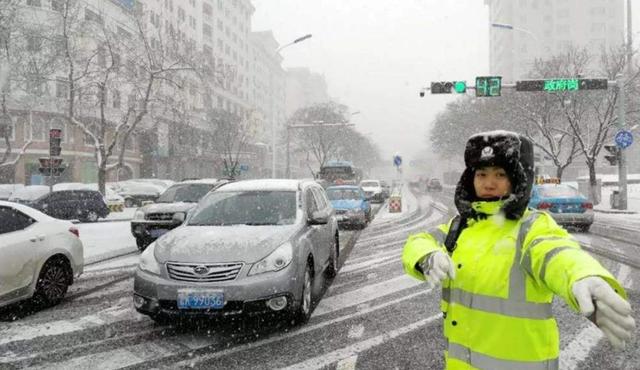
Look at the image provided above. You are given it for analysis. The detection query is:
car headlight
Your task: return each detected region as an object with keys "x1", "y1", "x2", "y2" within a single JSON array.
[
  {"x1": 249, "y1": 242, "x2": 293, "y2": 276},
  {"x1": 138, "y1": 242, "x2": 162, "y2": 275},
  {"x1": 134, "y1": 210, "x2": 145, "y2": 220}
]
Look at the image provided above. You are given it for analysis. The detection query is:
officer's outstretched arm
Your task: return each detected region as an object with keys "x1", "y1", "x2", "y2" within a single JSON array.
[{"x1": 402, "y1": 222, "x2": 450, "y2": 282}]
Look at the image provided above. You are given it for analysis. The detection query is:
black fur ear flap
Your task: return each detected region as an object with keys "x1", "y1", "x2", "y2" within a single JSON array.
[{"x1": 454, "y1": 168, "x2": 477, "y2": 219}]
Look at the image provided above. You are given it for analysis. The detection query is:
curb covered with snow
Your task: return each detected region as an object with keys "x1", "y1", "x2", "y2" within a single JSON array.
[{"x1": 84, "y1": 246, "x2": 138, "y2": 265}]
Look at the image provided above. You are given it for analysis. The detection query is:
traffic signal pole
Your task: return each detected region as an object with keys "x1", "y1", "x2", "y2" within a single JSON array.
[{"x1": 615, "y1": 74, "x2": 628, "y2": 210}]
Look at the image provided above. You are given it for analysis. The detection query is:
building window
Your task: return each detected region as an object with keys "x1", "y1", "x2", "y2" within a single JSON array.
[
  {"x1": 591, "y1": 23, "x2": 605, "y2": 32},
  {"x1": 26, "y1": 77, "x2": 47, "y2": 96},
  {"x1": 51, "y1": 0, "x2": 64, "y2": 12},
  {"x1": 557, "y1": 9, "x2": 569, "y2": 18},
  {"x1": 203, "y1": 23, "x2": 212, "y2": 39},
  {"x1": 178, "y1": 7, "x2": 186, "y2": 22},
  {"x1": 29, "y1": 117, "x2": 46, "y2": 142},
  {"x1": 56, "y1": 80, "x2": 69, "y2": 99},
  {"x1": 85, "y1": 8, "x2": 104, "y2": 25},
  {"x1": 217, "y1": 19, "x2": 223, "y2": 31},
  {"x1": 26, "y1": 0, "x2": 41, "y2": 6},
  {"x1": 26, "y1": 36, "x2": 41, "y2": 52},
  {"x1": 203, "y1": 3, "x2": 212, "y2": 17},
  {"x1": 112, "y1": 90, "x2": 120, "y2": 109}
]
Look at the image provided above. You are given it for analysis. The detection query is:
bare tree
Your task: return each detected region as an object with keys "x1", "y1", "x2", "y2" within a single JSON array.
[{"x1": 207, "y1": 109, "x2": 258, "y2": 178}]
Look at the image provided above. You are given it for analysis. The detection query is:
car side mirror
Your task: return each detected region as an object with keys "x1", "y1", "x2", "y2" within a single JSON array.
[
  {"x1": 308, "y1": 210, "x2": 328, "y2": 225},
  {"x1": 172, "y1": 212, "x2": 186, "y2": 224}
]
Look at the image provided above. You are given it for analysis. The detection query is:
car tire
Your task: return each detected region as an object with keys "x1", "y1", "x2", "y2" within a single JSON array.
[
  {"x1": 81, "y1": 210, "x2": 99, "y2": 223},
  {"x1": 293, "y1": 263, "x2": 313, "y2": 324},
  {"x1": 33, "y1": 257, "x2": 72, "y2": 307},
  {"x1": 326, "y1": 233, "x2": 339, "y2": 278},
  {"x1": 580, "y1": 224, "x2": 591, "y2": 232},
  {"x1": 136, "y1": 237, "x2": 150, "y2": 252},
  {"x1": 124, "y1": 198, "x2": 136, "y2": 208}
]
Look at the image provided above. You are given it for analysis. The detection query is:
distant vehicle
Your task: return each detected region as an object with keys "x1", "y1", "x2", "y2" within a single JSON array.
[
  {"x1": 0, "y1": 184, "x2": 25, "y2": 201},
  {"x1": 115, "y1": 181, "x2": 161, "y2": 207},
  {"x1": 317, "y1": 160, "x2": 362, "y2": 186},
  {"x1": 380, "y1": 180, "x2": 391, "y2": 199},
  {"x1": 8, "y1": 185, "x2": 50, "y2": 205},
  {"x1": 326, "y1": 185, "x2": 371, "y2": 229},
  {"x1": 128, "y1": 178, "x2": 175, "y2": 192},
  {"x1": 0, "y1": 201, "x2": 83, "y2": 309},
  {"x1": 131, "y1": 178, "x2": 230, "y2": 250},
  {"x1": 426, "y1": 178, "x2": 443, "y2": 192},
  {"x1": 529, "y1": 183, "x2": 594, "y2": 232},
  {"x1": 30, "y1": 190, "x2": 110, "y2": 223},
  {"x1": 359, "y1": 179, "x2": 385, "y2": 203},
  {"x1": 53, "y1": 182, "x2": 125, "y2": 212},
  {"x1": 133, "y1": 179, "x2": 339, "y2": 324}
]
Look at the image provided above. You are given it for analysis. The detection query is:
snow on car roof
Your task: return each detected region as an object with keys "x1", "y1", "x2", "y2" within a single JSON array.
[
  {"x1": 218, "y1": 179, "x2": 312, "y2": 192},
  {"x1": 179, "y1": 178, "x2": 223, "y2": 185},
  {"x1": 0, "y1": 200, "x2": 52, "y2": 221},
  {"x1": 327, "y1": 184, "x2": 360, "y2": 189}
]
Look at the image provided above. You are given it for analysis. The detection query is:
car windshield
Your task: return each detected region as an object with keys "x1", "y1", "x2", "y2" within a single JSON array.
[
  {"x1": 156, "y1": 184, "x2": 213, "y2": 203},
  {"x1": 327, "y1": 188, "x2": 362, "y2": 201},
  {"x1": 538, "y1": 185, "x2": 582, "y2": 198},
  {"x1": 360, "y1": 181, "x2": 379, "y2": 187},
  {"x1": 188, "y1": 190, "x2": 297, "y2": 226}
]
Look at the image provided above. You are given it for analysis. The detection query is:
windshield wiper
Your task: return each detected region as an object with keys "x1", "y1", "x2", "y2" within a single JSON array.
[{"x1": 243, "y1": 222, "x2": 276, "y2": 226}]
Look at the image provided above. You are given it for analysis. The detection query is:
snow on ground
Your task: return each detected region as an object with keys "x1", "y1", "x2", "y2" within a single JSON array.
[
  {"x1": 76, "y1": 221, "x2": 136, "y2": 264},
  {"x1": 103, "y1": 207, "x2": 136, "y2": 221}
]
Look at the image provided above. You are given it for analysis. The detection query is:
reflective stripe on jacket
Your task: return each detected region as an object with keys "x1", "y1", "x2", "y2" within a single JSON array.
[{"x1": 402, "y1": 201, "x2": 627, "y2": 370}]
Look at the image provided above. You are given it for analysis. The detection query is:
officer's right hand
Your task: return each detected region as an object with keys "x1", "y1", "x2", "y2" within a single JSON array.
[{"x1": 420, "y1": 251, "x2": 456, "y2": 288}]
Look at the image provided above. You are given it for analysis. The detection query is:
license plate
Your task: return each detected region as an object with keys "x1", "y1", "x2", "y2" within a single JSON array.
[
  {"x1": 177, "y1": 290, "x2": 224, "y2": 309},
  {"x1": 150, "y1": 229, "x2": 169, "y2": 238}
]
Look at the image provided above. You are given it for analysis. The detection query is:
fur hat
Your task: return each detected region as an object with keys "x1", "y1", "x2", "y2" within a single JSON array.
[{"x1": 454, "y1": 130, "x2": 534, "y2": 220}]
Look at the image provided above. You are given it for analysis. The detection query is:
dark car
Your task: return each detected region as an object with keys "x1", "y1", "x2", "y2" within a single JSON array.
[
  {"x1": 30, "y1": 190, "x2": 109, "y2": 222},
  {"x1": 131, "y1": 179, "x2": 229, "y2": 251},
  {"x1": 426, "y1": 178, "x2": 443, "y2": 192},
  {"x1": 114, "y1": 181, "x2": 162, "y2": 208}
]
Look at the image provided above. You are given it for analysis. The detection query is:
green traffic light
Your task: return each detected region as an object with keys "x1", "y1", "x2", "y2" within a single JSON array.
[{"x1": 454, "y1": 81, "x2": 466, "y2": 93}]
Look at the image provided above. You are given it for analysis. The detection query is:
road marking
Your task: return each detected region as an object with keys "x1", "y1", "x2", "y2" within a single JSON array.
[
  {"x1": 0, "y1": 298, "x2": 135, "y2": 346},
  {"x1": 345, "y1": 248, "x2": 399, "y2": 266},
  {"x1": 312, "y1": 275, "x2": 422, "y2": 317},
  {"x1": 348, "y1": 324, "x2": 365, "y2": 339},
  {"x1": 172, "y1": 290, "x2": 431, "y2": 369},
  {"x1": 559, "y1": 324, "x2": 603, "y2": 370},
  {"x1": 278, "y1": 315, "x2": 440, "y2": 370},
  {"x1": 335, "y1": 355, "x2": 358, "y2": 370},
  {"x1": 339, "y1": 254, "x2": 399, "y2": 274}
]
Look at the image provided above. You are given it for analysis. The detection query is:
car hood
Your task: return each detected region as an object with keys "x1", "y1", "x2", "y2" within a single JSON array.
[
  {"x1": 140, "y1": 202, "x2": 196, "y2": 214},
  {"x1": 154, "y1": 224, "x2": 299, "y2": 263},
  {"x1": 361, "y1": 186, "x2": 381, "y2": 192},
  {"x1": 331, "y1": 199, "x2": 363, "y2": 210}
]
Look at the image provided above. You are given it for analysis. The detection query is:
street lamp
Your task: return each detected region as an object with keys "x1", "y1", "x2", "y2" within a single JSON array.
[{"x1": 271, "y1": 34, "x2": 312, "y2": 178}]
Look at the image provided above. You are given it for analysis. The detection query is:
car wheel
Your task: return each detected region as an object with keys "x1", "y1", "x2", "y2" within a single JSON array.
[
  {"x1": 293, "y1": 264, "x2": 313, "y2": 324},
  {"x1": 136, "y1": 237, "x2": 150, "y2": 252},
  {"x1": 81, "y1": 210, "x2": 99, "y2": 223},
  {"x1": 124, "y1": 198, "x2": 135, "y2": 208},
  {"x1": 33, "y1": 257, "x2": 72, "y2": 307},
  {"x1": 580, "y1": 224, "x2": 591, "y2": 232},
  {"x1": 326, "y1": 234, "x2": 339, "y2": 278}
]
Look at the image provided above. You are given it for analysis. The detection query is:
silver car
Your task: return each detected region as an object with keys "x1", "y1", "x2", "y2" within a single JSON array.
[{"x1": 133, "y1": 179, "x2": 339, "y2": 324}]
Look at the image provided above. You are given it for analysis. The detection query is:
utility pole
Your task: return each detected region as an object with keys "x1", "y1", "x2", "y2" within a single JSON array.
[{"x1": 616, "y1": 73, "x2": 628, "y2": 210}]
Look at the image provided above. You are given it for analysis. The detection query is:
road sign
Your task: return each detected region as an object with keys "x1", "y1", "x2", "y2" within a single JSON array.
[
  {"x1": 393, "y1": 155, "x2": 402, "y2": 167},
  {"x1": 615, "y1": 130, "x2": 634, "y2": 149},
  {"x1": 516, "y1": 78, "x2": 608, "y2": 92},
  {"x1": 475, "y1": 76, "x2": 502, "y2": 97}
]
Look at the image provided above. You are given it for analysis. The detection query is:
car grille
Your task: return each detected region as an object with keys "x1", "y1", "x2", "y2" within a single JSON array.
[
  {"x1": 166, "y1": 262, "x2": 243, "y2": 282},
  {"x1": 146, "y1": 212, "x2": 174, "y2": 221},
  {"x1": 335, "y1": 209, "x2": 347, "y2": 215}
]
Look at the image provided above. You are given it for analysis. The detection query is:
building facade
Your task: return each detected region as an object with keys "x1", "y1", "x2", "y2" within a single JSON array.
[{"x1": 486, "y1": 0, "x2": 625, "y2": 82}]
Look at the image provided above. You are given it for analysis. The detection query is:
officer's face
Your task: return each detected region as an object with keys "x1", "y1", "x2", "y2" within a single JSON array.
[{"x1": 473, "y1": 166, "x2": 512, "y2": 199}]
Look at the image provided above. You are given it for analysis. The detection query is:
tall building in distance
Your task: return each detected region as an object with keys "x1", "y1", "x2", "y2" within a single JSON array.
[
  {"x1": 485, "y1": 0, "x2": 625, "y2": 82},
  {"x1": 285, "y1": 68, "x2": 330, "y2": 117}
]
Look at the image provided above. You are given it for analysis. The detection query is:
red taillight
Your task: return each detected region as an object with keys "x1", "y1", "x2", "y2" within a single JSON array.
[
  {"x1": 582, "y1": 202, "x2": 593, "y2": 209},
  {"x1": 537, "y1": 202, "x2": 552, "y2": 210},
  {"x1": 69, "y1": 227, "x2": 79, "y2": 238}
]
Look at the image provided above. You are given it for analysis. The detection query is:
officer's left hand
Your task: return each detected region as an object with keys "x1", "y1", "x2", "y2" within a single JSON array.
[{"x1": 572, "y1": 276, "x2": 636, "y2": 350}]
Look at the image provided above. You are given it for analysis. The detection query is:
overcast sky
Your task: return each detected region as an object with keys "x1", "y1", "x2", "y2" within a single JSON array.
[{"x1": 251, "y1": 0, "x2": 490, "y2": 163}]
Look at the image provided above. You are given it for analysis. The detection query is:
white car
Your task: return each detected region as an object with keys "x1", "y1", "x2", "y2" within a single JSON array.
[
  {"x1": 0, "y1": 201, "x2": 84, "y2": 308},
  {"x1": 359, "y1": 179, "x2": 385, "y2": 203}
]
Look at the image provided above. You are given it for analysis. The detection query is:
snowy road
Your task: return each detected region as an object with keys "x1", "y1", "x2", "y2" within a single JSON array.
[{"x1": 0, "y1": 191, "x2": 639, "y2": 369}]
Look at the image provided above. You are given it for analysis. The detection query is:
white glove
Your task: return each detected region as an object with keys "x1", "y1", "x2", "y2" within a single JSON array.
[
  {"x1": 420, "y1": 251, "x2": 456, "y2": 288},
  {"x1": 572, "y1": 276, "x2": 636, "y2": 350}
]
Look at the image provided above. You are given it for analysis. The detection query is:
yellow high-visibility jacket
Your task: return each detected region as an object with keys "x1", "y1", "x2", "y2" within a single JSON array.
[{"x1": 402, "y1": 200, "x2": 626, "y2": 370}]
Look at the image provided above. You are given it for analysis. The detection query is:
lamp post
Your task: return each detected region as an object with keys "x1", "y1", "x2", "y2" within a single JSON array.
[{"x1": 271, "y1": 34, "x2": 312, "y2": 178}]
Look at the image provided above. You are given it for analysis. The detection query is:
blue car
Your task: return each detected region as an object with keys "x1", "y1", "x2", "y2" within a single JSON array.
[
  {"x1": 528, "y1": 183, "x2": 594, "y2": 231},
  {"x1": 326, "y1": 185, "x2": 371, "y2": 229}
]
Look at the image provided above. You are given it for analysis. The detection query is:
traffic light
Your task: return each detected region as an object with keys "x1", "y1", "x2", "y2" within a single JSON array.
[
  {"x1": 603, "y1": 144, "x2": 620, "y2": 166},
  {"x1": 475, "y1": 76, "x2": 502, "y2": 97},
  {"x1": 516, "y1": 78, "x2": 608, "y2": 92},
  {"x1": 430, "y1": 81, "x2": 466, "y2": 94},
  {"x1": 49, "y1": 128, "x2": 62, "y2": 156}
]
